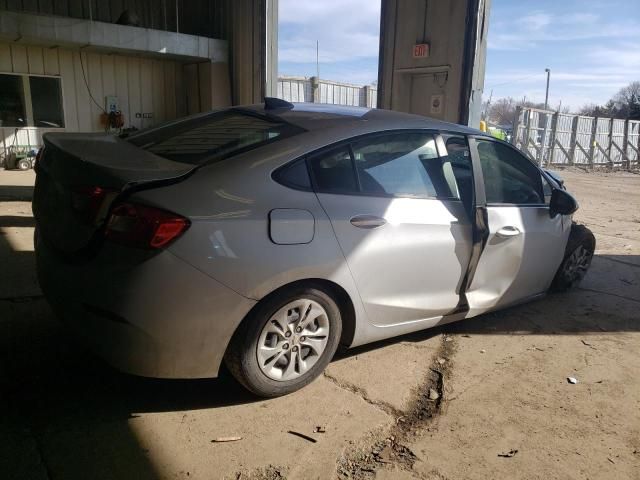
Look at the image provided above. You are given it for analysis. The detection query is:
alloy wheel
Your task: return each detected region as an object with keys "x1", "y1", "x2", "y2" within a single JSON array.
[
  {"x1": 256, "y1": 299, "x2": 330, "y2": 381},
  {"x1": 564, "y1": 245, "x2": 592, "y2": 283}
]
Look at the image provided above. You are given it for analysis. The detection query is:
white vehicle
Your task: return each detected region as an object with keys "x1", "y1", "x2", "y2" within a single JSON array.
[{"x1": 34, "y1": 100, "x2": 595, "y2": 397}]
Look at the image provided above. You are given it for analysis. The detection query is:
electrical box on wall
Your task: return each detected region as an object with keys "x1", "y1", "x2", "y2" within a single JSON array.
[{"x1": 105, "y1": 96, "x2": 119, "y2": 113}]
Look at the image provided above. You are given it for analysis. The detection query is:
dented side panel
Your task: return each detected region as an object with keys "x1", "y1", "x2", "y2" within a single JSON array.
[{"x1": 466, "y1": 206, "x2": 566, "y2": 315}]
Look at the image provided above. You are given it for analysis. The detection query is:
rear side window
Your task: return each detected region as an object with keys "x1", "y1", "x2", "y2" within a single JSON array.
[
  {"x1": 307, "y1": 132, "x2": 462, "y2": 199},
  {"x1": 127, "y1": 111, "x2": 303, "y2": 165},
  {"x1": 351, "y1": 133, "x2": 444, "y2": 198},
  {"x1": 309, "y1": 147, "x2": 358, "y2": 193},
  {"x1": 275, "y1": 159, "x2": 311, "y2": 190}
]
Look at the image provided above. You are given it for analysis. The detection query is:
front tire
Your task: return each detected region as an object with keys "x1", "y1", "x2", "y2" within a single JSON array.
[
  {"x1": 225, "y1": 284, "x2": 342, "y2": 398},
  {"x1": 550, "y1": 223, "x2": 595, "y2": 292}
]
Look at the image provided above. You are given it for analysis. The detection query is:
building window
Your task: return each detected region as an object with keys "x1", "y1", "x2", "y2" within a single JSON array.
[
  {"x1": 30, "y1": 76, "x2": 65, "y2": 128},
  {"x1": 0, "y1": 74, "x2": 26, "y2": 127},
  {"x1": 0, "y1": 73, "x2": 64, "y2": 128}
]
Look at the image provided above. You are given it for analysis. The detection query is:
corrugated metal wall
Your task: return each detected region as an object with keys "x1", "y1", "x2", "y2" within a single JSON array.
[
  {"x1": 0, "y1": 42, "x2": 201, "y2": 154},
  {"x1": 0, "y1": 0, "x2": 229, "y2": 39}
]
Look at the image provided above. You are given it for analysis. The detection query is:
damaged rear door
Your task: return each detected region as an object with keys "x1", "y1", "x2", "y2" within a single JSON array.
[{"x1": 465, "y1": 137, "x2": 567, "y2": 315}]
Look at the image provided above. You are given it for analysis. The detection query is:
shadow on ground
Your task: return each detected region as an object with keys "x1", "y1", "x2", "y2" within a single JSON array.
[
  {"x1": 0, "y1": 184, "x2": 34, "y2": 202},
  {"x1": 1, "y1": 253, "x2": 637, "y2": 479}
]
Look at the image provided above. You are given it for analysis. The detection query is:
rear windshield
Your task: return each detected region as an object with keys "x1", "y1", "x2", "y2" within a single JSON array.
[{"x1": 127, "y1": 110, "x2": 303, "y2": 165}]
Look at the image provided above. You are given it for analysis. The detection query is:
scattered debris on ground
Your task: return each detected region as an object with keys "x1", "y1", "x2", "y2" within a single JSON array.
[
  {"x1": 428, "y1": 388, "x2": 440, "y2": 401},
  {"x1": 498, "y1": 449, "x2": 519, "y2": 458},
  {"x1": 212, "y1": 436, "x2": 243, "y2": 443},
  {"x1": 335, "y1": 334, "x2": 455, "y2": 479},
  {"x1": 313, "y1": 426, "x2": 326, "y2": 434},
  {"x1": 287, "y1": 431, "x2": 317, "y2": 443},
  {"x1": 231, "y1": 465, "x2": 287, "y2": 480},
  {"x1": 567, "y1": 377, "x2": 579, "y2": 384}
]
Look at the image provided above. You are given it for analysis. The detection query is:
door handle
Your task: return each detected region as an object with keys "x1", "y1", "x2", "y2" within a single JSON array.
[
  {"x1": 350, "y1": 215, "x2": 387, "y2": 229},
  {"x1": 496, "y1": 226, "x2": 521, "y2": 238}
]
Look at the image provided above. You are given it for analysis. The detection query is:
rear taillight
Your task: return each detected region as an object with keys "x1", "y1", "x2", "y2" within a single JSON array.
[
  {"x1": 71, "y1": 186, "x2": 118, "y2": 224},
  {"x1": 105, "y1": 202, "x2": 190, "y2": 249}
]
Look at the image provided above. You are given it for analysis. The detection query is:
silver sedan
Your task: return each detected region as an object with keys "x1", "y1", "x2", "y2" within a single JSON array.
[{"x1": 33, "y1": 100, "x2": 594, "y2": 397}]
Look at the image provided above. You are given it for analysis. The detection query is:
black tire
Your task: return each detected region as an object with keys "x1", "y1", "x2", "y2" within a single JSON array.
[
  {"x1": 18, "y1": 159, "x2": 30, "y2": 171},
  {"x1": 550, "y1": 223, "x2": 596, "y2": 292},
  {"x1": 224, "y1": 284, "x2": 342, "y2": 398}
]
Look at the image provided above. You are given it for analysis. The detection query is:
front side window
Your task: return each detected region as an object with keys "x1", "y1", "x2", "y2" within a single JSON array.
[
  {"x1": 476, "y1": 139, "x2": 544, "y2": 205},
  {"x1": 541, "y1": 174, "x2": 553, "y2": 204},
  {"x1": 443, "y1": 135, "x2": 474, "y2": 210}
]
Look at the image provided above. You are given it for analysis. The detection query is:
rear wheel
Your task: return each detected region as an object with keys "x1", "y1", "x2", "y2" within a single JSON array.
[
  {"x1": 18, "y1": 159, "x2": 30, "y2": 171},
  {"x1": 225, "y1": 285, "x2": 342, "y2": 397},
  {"x1": 550, "y1": 223, "x2": 595, "y2": 292}
]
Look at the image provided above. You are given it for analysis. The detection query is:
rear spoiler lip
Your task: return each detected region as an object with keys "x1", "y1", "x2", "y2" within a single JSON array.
[
  {"x1": 42, "y1": 132, "x2": 193, "y2": 173},
  {"x1": 39, "y1": 133, "x2": 198, "y2": 219}
]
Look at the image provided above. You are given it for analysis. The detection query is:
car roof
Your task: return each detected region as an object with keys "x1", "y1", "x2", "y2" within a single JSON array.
[{"x1": 238, "y1": 102, "x2": 481, "y2": 136}]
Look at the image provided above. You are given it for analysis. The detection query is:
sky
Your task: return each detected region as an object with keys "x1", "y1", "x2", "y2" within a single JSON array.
[{"x1": 278, "y1": 0, "x2": 640, "y2": 111}]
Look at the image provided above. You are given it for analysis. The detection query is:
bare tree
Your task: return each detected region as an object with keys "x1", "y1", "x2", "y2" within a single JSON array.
[
  {"x1": 613, "y1": 81, "x2": 640, "y2": 117},
  {"x1": 488, "y1": 97, "x2": 516, "y2": 125},
  {"x1": 578, "y1": 81, "x2": 640, "y2": 119},
  {"x1": 485, "y1": 97, "x2": 546, "y2": 126}
]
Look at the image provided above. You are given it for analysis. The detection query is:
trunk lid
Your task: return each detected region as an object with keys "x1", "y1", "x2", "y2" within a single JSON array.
[{"x1": 33, "y1": 133, "x2": 193, "y2": 253}]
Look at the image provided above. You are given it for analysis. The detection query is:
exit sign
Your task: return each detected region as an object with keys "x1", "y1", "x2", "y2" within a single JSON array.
[{"x1": 413, "y1": 43, "x2": 430, "y2": 58}]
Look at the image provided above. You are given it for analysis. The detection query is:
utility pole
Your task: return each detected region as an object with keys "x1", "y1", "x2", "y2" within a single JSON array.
[
  {"x1": 544, "y1": 68, "x2": 551, "y2": 110},
  {"x1": 484, "y1": 89, "x2": 493, "y2": 120},
  {"x1": 316, "y1": 40, "x2": 320, "y2": 80}
]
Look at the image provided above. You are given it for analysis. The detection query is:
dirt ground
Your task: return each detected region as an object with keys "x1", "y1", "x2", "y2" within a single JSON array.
[{"x1": 0, "y1": 168, "x2": 638, "y2": 480}]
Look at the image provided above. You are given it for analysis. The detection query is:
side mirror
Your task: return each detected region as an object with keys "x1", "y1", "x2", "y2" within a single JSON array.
[
  {"x1": 549, "y1": 189, "x2": 578, "y2": 217},
  {"x1": 543, "y1": 169, "x2": 565, "y2": 188}
]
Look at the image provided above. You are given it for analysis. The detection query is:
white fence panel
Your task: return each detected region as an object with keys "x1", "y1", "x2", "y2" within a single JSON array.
[
  {"x1": 628, "y1": 121, "x2": 640, "y2": 166},
  {"x1": 574, "y1": 116, "x2": 593, "y2": 165},
  {"x1": 550, "y1": 113, "x2": 574, "y2": 165},
  {"x1": 611, "y1": 119, "x2": 626, "y2": 164},
  {"x1": 593, "y1": 118, "x2": 610, "y2": 165},
  {"x1": 277, "y1": 76, "x2": 376, "y2": 108},
  {"x1": 512, "y1": 107, "x2": 640, "y2": 168}
]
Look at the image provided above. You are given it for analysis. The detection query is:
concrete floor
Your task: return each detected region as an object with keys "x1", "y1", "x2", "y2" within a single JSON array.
[{"x1": 0, "y1": 168, "x2": 638, "y2": 479}]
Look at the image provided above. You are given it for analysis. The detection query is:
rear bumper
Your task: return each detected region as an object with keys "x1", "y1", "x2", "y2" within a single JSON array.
[{"x1": 36, "y1": 234, "x2": 255, "y2": 379}]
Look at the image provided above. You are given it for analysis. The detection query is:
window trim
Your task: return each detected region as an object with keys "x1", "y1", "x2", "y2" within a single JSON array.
[
  {"x1": 299, "y1": 129, "x2": 466, "y2": 201},
  {"x1": 470, "y1": 135, "x2": 549, "y2": 208},
  {"x1": 0, "y1": 71, "x2": 65, "y2": 129}
]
